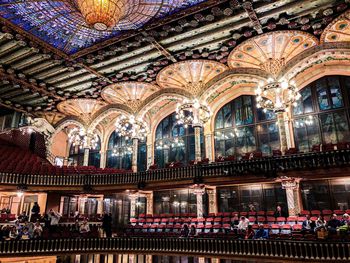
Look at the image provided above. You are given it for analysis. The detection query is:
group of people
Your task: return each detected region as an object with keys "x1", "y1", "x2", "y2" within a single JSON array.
[{"x1": 302, "y1": 213, "x2": 350, "y2": 238}]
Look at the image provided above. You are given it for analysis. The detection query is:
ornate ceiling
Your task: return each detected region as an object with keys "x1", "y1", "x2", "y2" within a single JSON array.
[
  {"x1": 0, "y1": 0, "x2": 348, "y2": 128},
  {"x1": 0, "y1": 0, "x2": 205, "y2": 54},
  {"x1": 227, "y1": 31, "x2": 319, "y2": 76}
]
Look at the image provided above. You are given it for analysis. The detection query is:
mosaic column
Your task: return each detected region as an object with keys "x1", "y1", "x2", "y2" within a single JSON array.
[
  {"x1": 205, "y1": 133, "x2": 213, "y2": 161},
  {"x1": 99, "y1": 151, "x2": 106, "y2": 168},
  {"x1": 132, "y1": 138, "x2": 138, "y2": 172},
  {"x1": 278, "y1": 176, "x2": 302, "y2": 216},
  {"x1": 193, "y1": 185, "x2": 205, "y2": 218},
  {"x1": 146, "y1": 144, "x2": 153, "y2": 168},
  {"x1": 145, "y1": 255, "x2": 153, "y2": 263},
  {"x1": 207, "y1": 187, "x2": 218, "y2": 215},
  {"x1": 145, "y1": 191, "x2": 154, "y2": 215},
  {"x1": 194, "y1": 126, "x2": 202, "y2": 161},
  {"x1": 129, "y1": 193, "x2": 138, "y2": 218},
  {"x1": 277, "y1": 112, "x2": 288, "y2": 153},
  {"x1": 83, "y1": 148, "x2": 90, "y2": 166}
]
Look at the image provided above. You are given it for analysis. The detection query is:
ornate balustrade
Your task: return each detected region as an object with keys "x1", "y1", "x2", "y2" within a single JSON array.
[
  {"x1": 0, "y1": 150, "x2": 349, "y2": 187},
  {"x1": 0, "y1": 237, "x2": 349, "y2": 260}
]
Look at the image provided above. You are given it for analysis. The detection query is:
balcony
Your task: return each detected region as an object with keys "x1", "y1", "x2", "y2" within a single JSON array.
[
  {"x1": 0, "y1": 149, "x2": 349, "y2": 187},
  {"x1": 0, "y1": 237, "x2": 349, "y2": 261}
]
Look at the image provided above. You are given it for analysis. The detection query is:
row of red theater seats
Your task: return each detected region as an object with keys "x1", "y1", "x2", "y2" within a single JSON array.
[
  {"x1": 0, "y1": 214, "x2": 16, "y2": 222},
  {"x1": 137, "y1": 209, "x2": 350, "y2": 219},
  {"x1": 131, "y1": 216, "x2": 338, "y2": 225},
  {"x1": 125, "y1": 224, "x2": 327, "y2": 241}
]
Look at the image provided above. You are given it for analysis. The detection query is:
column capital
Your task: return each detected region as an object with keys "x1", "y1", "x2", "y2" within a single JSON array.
[
  {"x1": 276, "y1": 176, "x2": 302, "y2": 190},
  {"x1": 191, "y1": 184, "x2": 205, "y2": 195}
]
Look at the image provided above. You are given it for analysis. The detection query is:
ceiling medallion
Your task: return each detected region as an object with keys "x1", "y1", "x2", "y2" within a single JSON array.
[{"x1": 75, "y1": 0, "x2": 126, "y2": 30}]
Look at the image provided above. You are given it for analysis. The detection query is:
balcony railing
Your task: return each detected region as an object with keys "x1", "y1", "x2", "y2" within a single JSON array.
[
  {"x1": 0, "y1": 150, "x2": 349, "y2": 187},
  {"x1": 0, "y1": 237, "x2": 349, "y2": 261}
]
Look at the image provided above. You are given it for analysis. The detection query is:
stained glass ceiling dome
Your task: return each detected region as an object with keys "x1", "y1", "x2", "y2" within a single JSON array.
[{"x1": 0, "y1": 0, "x2": 205, "y2": 54}]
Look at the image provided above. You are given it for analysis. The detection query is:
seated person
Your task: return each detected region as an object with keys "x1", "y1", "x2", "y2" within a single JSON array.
[
  {"x1": 238, "y1": 216, "x2": 249, "y2": 233},
  {"x1": 315, "y1": 215, "x2": 327, "y2": 232},
  {"x1": 20, "y1": 227, "x2": 30, "y2": 240},
  {"x1": 244, "y1": 225, "x2": 255, "y2": 239},
  {"x1": 79, "y1": 219, "x2": 90, "y2": 234},
  {"x1": 33, "y1": 221, "x2": 43, "y2": 238},
  {"x1": 9, "y1": 226, "x2": 18, "y2": 240},
  {"x1": 254, "y1": 224, "x2": 269, "y2": 239},
  {"x1": 188, "y1": 225, "x2": 196, "y2": 237},
  {"x1": 302, "y1": 215, "x2": 315, "y2": 233},
  {"x1": 327, "y1": 214, "x2": 341, "y2": 234},
  {"x1": 274, "y1": 205, "x2": 286, "y2": 218},
  {"x1": 180, "y1": 224, "x2": 189, "y2": 237},
  {"x1": 18, "y1": 211, "x2": 28, "y2": 223}
]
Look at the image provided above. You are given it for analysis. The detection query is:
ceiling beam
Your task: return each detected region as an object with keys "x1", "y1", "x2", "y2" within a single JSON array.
[
  {"x1": 0, "y1": 71, "x2": 64, "y2": 100},
  {"x1": 241, "y1": 1, "x2": 263, "y2": 34}
]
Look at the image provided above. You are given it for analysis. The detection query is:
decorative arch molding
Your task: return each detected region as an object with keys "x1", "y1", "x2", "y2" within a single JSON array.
[
  {"x1": 88, "y1": 104, "x2": 132, "y2": 132},
  {"x1": 49, "y1": 117, "x2": 85, "y2": 153},
  {"x1": 280, "y1": 42, "x2": 350, "y2": 79},
  {"x1": 320, "y1": 10, "x2": 350, "y2": 44}
]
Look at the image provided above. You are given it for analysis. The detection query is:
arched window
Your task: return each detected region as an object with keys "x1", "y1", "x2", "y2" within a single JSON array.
[
  {"x1": 106, "y1": 131, "x2": 132, "y2": 170},
  {"x1": 154, "y1": 112, "x2": 203, "y2": 168},
  {"x1": 214, "y1": 95, "x2": 279, "y2": 157},
  {"x1": 293, "y1": 75, "x2": 350, "y2": 152},
  {"x1": 68, "y1": 144, "x2": 84, "y2": 166},
  {"x1": 88, "y1": 136, "x2": 101, "y2": 168}
]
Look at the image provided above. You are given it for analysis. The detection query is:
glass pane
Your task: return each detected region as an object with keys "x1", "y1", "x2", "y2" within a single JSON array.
[
  {"x1": 328, "y1": 77, "x2": 343, "y2": 108},
  {"x1": 317, "y1": 79, "x2": 331, "y2": 110},
  {"x1": 334, "y1": 111, "x2": 350, "y2": 142},
  {"x1": 223, "y1": 103, "x2": 232, "y2": 128},
  {"x1": 215, "y1": 110, "x2": 224, "y2": 129},
  {"x1": 320, "y1": 113, "x2": 336, "y2": 144}
]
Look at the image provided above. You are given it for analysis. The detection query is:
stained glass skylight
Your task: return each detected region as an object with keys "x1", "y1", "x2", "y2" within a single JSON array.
[{"x1": 0, "y1": 0, "x2": 206, "y2": 54}]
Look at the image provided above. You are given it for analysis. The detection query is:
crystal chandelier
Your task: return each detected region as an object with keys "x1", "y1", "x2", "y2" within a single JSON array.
[
  {"x1": 68, "y1": 127, "x2": 99, "y2": 149},
  {"x1": 115, "y1": 115, "x2": 148, "y2": 140},
  {"x1": 255, "y1": 78, "x2": 301, "y2": 112},
  {"x1": 75, "y1": 0, "x2": 126, "y2": 30},
  {"x1": 175, "y1": 99, "x2": 211, "y2": 128},
  {"x1": 111, "y1": 146, "x2": 132, "y2": 157}
]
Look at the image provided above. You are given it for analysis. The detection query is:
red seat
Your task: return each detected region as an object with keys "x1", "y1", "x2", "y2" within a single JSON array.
[
  {"x1": 311, "y1": 210, "x2": 321, "y2": 216},
  {"x1": 300, "y1": 210, "x2": 310, "y2": 216},
  {"x1": 322, "y1": 209, "x2": 332, "y2": 216}
]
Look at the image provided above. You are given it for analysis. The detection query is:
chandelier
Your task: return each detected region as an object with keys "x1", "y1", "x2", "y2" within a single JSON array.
[
  {"x1": 255, "y1": 78, "x2": 301, "y2": 113},
  {"x1": 68, "y1": 127, "x2": 99, "y2": 149},
  {"x1": 75, "y1": 0, "x2": 126, "y2": 30},
  {"x1": 115, "y1": 115, "x2": 148, "y2": 140},
  {"x1": 175, "y1": 99, "x2": 211, "y2": 128},
  {"x1": 111, "y1": 146, "x2": 132, "y2": 157}
]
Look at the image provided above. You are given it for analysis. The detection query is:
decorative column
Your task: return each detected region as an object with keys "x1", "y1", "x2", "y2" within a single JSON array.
[
  {"x1": 194, "y1": 126, "x2": 202, "y2": 161},
  {"x1": 277, "y1": 112, "x2": 288, "y2": 153},
  {"x1": 192, "y1": 184, "x2": 205, "y2": 218},
  {"x1": 207, "y1": 187, "x2": 218, "y2": 215},
  {"x1": 144, "y1": 191, "x2": 153, "y2": 215},
  {"x1": 83, "y1": 148, "x2": 90, "y2": 166},
  {"x1": 99, "y1": 151, "x2": 106, "y2": 168},
  {"x1": 277, "y1": 176, "x2": 302, "y2": 216},
  {"x1": 132, "y1": 138, "x2": 138, "y2": 172},
  {"x1": 129, "y1": 193, "x2": 138, "y2": 218},
  {"x1": 145, "y1": 255, "x2": 153, "y2": 263},
  {"x1": 204, "y1": 134, "x2": 213, "y2": 162},
  {"x1": 146, "y1": 134, "x2": 153, "y2": 169}
]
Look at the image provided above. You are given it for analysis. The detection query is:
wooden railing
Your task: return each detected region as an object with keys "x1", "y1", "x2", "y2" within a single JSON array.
[
  {"x1": 0, "y1": 150, "x2": 349, "y2": 187},
  {"x1": 0, "y1": 237, "x2": 349, "y2": 260}
]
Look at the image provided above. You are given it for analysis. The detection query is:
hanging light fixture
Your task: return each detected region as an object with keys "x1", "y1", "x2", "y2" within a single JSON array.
[
  {"x1": 175, "y1": 99, "x2": 211, "y2": 128},
  {"x1": 255, "y1": 78, "x2": 301, "y2": 112},
  {"x1": 68, "y1": 127, "x2": 99, "y2": 149},
  {"x1": 115, "y1": 115, "x2": 148, "y2": 140},
  {"x1": 75, "y1": 0, "x2": 126, "y2": 30}
]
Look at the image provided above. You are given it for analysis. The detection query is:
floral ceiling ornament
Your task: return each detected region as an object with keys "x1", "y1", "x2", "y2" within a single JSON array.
[
  {"x1": 228, "y1": 31, "x2": 318, "y2": 112},
  {"x1": 157, "y1": 60, "x2": 227, "y2": 127}
]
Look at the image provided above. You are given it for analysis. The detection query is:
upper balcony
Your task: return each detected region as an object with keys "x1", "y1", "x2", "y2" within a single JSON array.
[{"x1": 0, "y1": 148, "x2": 349, "y2": 190}]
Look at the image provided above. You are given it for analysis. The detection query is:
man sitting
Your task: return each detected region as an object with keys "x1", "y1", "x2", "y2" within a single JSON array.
[
  {"x1": 254, "y1": 224, "x2": 269, "y2": 239},
  {"x1": 327, "y1": 214, "x2": 341, "y2": 234},
  {"x1": 237, "y1": 216, "x2": 249, "y2": 234},
  {"x1": 302, "y1": 215, "x2": 315, "y2": 233}
]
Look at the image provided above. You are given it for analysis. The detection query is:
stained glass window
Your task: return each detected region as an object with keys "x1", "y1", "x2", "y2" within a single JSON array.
[
  {"x1": 106, "y1": 131, "x2": 132, "y2": 170},
  {"x1": 154, "y1": 112, "x2": 203, "y2": 168},
  {"x1": 293, "y1": 76, "x2": 350, "y2": 151},
  {"x1": 88, "y1": 136, "x2": 101, "y2": 168},
  {"x1": 214, "y1": 95, "x2": 279, "y2": 157}
]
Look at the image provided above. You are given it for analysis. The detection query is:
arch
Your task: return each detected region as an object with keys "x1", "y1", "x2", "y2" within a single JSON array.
[{"x1": 320, "y1": 10, "x2": 350, "y2": 43}]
